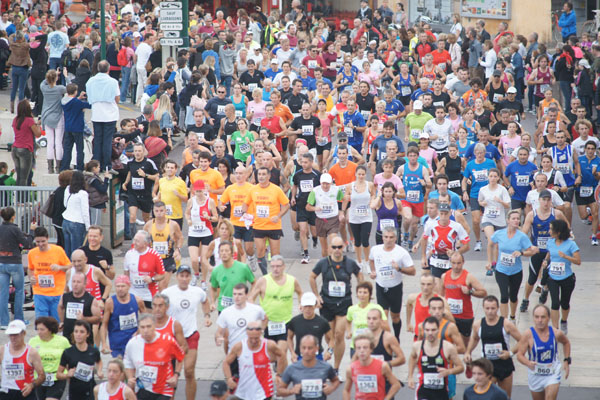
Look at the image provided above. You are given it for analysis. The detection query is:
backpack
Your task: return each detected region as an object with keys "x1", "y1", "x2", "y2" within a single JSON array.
[
  {"x1": 62, "y1": 48, "x2": 76, "y2": 70},
  {"x1": 117, "y1": 47, "x2": 129, "y2": 67}
]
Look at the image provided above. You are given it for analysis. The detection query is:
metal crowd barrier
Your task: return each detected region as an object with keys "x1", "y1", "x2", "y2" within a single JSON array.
[{"x1": 0, "y1": 186, "x2": 58, "y2": 242}]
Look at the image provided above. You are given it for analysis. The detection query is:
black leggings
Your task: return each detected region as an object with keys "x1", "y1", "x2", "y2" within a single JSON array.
[
  {"x1": 547, "y1": 274, "x2": 576, "y2": 311},
  {"x1": 495, "y1": 270, "x2": 523, "y2": 304},
  {"x1": 349, "y1": 222, "x2": 372, "y2": 248},
  {"x1": 528, "y1": 252, "x2": 549, "y2": 287}
]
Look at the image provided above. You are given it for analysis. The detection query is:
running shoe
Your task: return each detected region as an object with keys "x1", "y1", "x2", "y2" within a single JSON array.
[
  {"x1": 247, "y1": 255, "x2": 257, "y2": 272},
  {"x1": 294, "y1": 231, "x2": 300, "y2": 241},
  {"x1": 301, "y1": 254, "x2": 310, "y2": 264},
  {"x1": 407, "y1": 240, "x2": 413, "y2": 252},
  {"x1": 582, "y1": 218, "x2": 592, "y2": 226},
  {"x1": 560, "y1": 320, "x2": 568, "y2": 335},
  {"x1": 520, "y1": 299, "x2": 529, "y2": 313},
  {"x1": 509, "y1": 316, "x2": 516, "y2": 324},
  {"x1": 200, "y1": 280, "x2": 208, "y2": 291},
  {"x1": 312, "y1": 237, "x2": 319, "y2": 248},
  {"x1": 474, "y1": 241, "x2": 482, "y2": 251},
  {"x1": 347, "y1": 242, "x2": 354, "y2": 253},
  {"x1": 539, "y1": 288, "x2": 549, "y2": 304},
  {"x1": 592, "y1": 237, "x2": 599, "y2": 246},
  {"x1": 191, "y1": 274, "x2": 198, "y2": 286}
]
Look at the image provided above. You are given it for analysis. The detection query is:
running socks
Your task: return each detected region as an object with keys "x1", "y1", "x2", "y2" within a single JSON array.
[
  {"x1": 393, "y1": 321, "x2": 401, "y2": 340},
  {"x1": 258, "y1": 256, "x2": 268, "y2": 275}
]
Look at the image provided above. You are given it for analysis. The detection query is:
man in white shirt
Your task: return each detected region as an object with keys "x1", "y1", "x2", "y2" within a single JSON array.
[
  {"x1": 275, "y1": 37, "x2": 293, "y2": 66},
  {"x1": 162, "y1": 265, "x2": 212, "y2": 400},
  {"x1": 134, "y1": 33, "x2": 154, "y2": 103}
]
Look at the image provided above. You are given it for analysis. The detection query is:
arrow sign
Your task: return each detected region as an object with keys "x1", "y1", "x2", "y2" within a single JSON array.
[
  {"x1": 164, "y1": 31, "x2": 180, "y2": 38},
  {"x1": 160, "y1": 38, "x2": 184, "y2": 46},
  {"x1": 160, "y1": 1, "x2": 182, "y2": 8},
  {"x1": 160, "y1": 23, "x2": 183, "y2": 30}
]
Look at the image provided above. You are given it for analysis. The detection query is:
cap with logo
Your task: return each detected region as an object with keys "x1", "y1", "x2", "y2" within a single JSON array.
[
  {"x1": 5, "y1": 320, "x2": 26, "y2": 335},
  {"x1": 209, "y1": 380, "x2": 228, "y2": 396}
]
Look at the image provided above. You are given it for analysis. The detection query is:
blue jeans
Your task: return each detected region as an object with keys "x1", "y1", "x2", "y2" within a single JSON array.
[
  {"x1": 61, "y1": 131, "x2": 84, "y2": 171},
  {"x1": 0, "y1": 263, "x2": 25, "y2": 326},
  {"x1": 92, "y1": 121, "x2": 116, "y2": 171},
  {"x1": 62, "y1": 219, "x2": 86, "y2": 257},
  {"x1": 221, "y1": 75, "x2": 233, "y2": 96},
  {"x1": 120, "y1": 66, "x2": 131, "y2": 102},
  {"x1": 33, "y1": 294, "x2": 60, "y2": 321},
  {"x1": 10, "y1": 66, "x2": 29, "y2": 102},
  {"x1": 559, "y1": 81, "x2": 572, "y2": 110},
  {"x1": 49, "y1": 57, "x2": 64, "y2": 85}
]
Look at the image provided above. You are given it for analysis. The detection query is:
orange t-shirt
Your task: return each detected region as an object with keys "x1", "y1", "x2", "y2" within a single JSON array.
[
  {"x1": 189, "y1": 167, "x2": 226, "y2": 203},
  {"x1": 329, "y1": 161, "x2": 357, "y2": 190},
  {"x1": 220, "y1": 182, "x2": 254, "y2": 227},
  {"x1": 182, "y1": 148, "x2": 194, "y2": 166},
  {"x1": 274, "y1": 103, "x2": 294, "y2": 124},
  {"x1": 28, "y1": 244, "x2": 71, "y2": 296},
  {"x1": 245, "y1": 183, "x2": 290, "y2": 230}
]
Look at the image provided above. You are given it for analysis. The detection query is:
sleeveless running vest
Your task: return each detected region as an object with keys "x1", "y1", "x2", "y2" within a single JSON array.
[
  {"x1": 376, "y1": 198, "x2": 399, "y2": 231},
  {"x1": 151, "y1": 220, "x2": 174, "y2": 259},
  {"x1": 531, "y1": 209, "x2": 555, "y2": 252},
  {"x1": 0, "y1": 344, "x2": 34, "y2": 391},
  {"x1": 418, "y1": 339, "x2": 449, "y2": 398},
  {"x1": 97, "y1": 382, "x2": 127, "y2": 400},
  {"x1": 235, "y1": 339, "x2": 274, "y2": 399},
  {"x1": 350, "y1": 358, "x2": 386, "y2": 399},
  {"x1": 156, "y1": 316, "x2": 176, "y2": 338},
  {"x1": 443, "y1": 269, "x2": 473, "y2": 319},
  {"x1": 108, "y1": 294, "x2": 139, "y2": 352},
  {"x1": 260, "y1": 274, "x2": 295, "y2": 324}
]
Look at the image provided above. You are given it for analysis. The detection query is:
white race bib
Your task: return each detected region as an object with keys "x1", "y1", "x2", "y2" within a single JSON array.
[
  {"x1": 400, "y1": 86, "x2": 411, "y2": 96},
  {"x1": 485, "y1": 206, "x2": 500, "y2": 219},
  {"x1": 500, "y1": 252, "x2": 515, "y2": 267},
  {"x1": 379, "y1": 219, "x2": 395, "y2": 229},
  {"x1": 328, "y1": 281, "x2": 346, "y2": 297},
  {"x1": 238, "y1": 142, "x2": 251, "y2": 154},
  {"x1": 580, "y1": 186, "x2": 593, "y2": 197},
  {"x1": 308, "y1": 60, "x2": 318, "y2": 69},
  {"x1": 267, "y1": 321, "x2": 286, "y2": 336},
  {"x1": 492, "y1": 93, "x2": 502, "y2": 103},
  {"x1": 66, "y1": 302, "x2": 84, "y2": 320},
  {"x1": 448, "y1": 180, "x2": 460, "y2": 189},
  {"x1": 42, "y1": 373, "x2": 54, "y2": 386},
  {"x1": 233, "y1": 206, "x2": 244, "y2": 218},
  {"x1": 473, "y1": 169, "x2": 488, "y2": 182},
  {"x1": 216, "y1": 105, "x2": 226, "y2": 115},
  {"x1": 361, "y1": 110, "x2": 370, "y2": 121},
  {"x1": 377, "y1": 265, "x2": 395, "y2": 281},
  {"x1": 537, "y1": 237, "x2": 548, "y2": 250},
  {"x1": 354, "y1": 205, "x2": 368, "y2": 217},
  {"x1": 301, "y1": 125, "x2": 314, "y2": 136},
  {"x1": 357, "y1": 374, "x2": 378, "y2": 393},
  {"x1": 131, "y1": 276, "x2": 146, "y2": 289},
  {"x1": 302, "y1": 379, "x2": 323, "y2": 398},
  {"x1": 344, "y1": 126, "x2": 354, "y2": 137},
  {"x1": 431, "y1": 257, "x2": 450, "y2": 270},
  {"x1": 4, "y1": 363, "x2": 25, "y2": 380},
  {"x1": 447, "y1": 298, "x2": 463, "y2": 315},
  {"x1": 138, "y1": 365, "x2": 158, "y2": 384},
  {"x1": 132, "y1": 177, "x2": 145, "y2": 190},
  {"x1": 484, "y1": 343, "x2": 503, "y2": 360},
  {"x1": 73, "y1": 362, "x2": 94, "y2": 382},
  {"x1": 549, "y1": 261, "x2": 566, "y2": 276},
  {"x1": 248, "y1": 83, "x2": 258, "y2": 91},
  {"x1": 411, "y1": 129, "x2": 421, "y2": 139},
  {"x1": 423, "y1": 373, "x2": 444, "y2": 389},
  {"x1": 38, "y1": 274, "x2": 55, "y2": 288},
  {"x1": 235, "y1": 110, "x2": 243, "y2": 118},
  {"x1": 300, "y1": 180, "x2": 314, "y2": 192},
  {"x1": 165, "y1": 204, "x2": 173, "y2": 216},
  {"x1": 153, "y1": 241, "x2": 168, "y2": 256},
  {"x1": 317, "y1": 136, "x2": 329, "y2": 146},
  {"x1": 220, "y1": 296, "x2": 233, "y2": 308},
  {"x1": 119, "y1": 312, "x2": 138, "y2": 330},
  {"x1": 256, "y1": 205, "x2": 270, "y2": 218},
  {"x1": 535, "y1": 363, "x2": 553, "y2": 376},
  {"x1": 406, "y1": 190, "x2": 420, "y2": 202},
  {"x1": 516, "y1": 174, "x2": 530, "y2": 186}
]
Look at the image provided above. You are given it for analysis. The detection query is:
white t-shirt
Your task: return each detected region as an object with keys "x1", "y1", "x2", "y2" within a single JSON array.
[
  {"x1": 90, "y1": 78, "x2": 120, "y2": 122},
  {"x1": 161, "y1": 285, "x2": 207, "y2": 337},
  {"x1": 526, "y1": 189, "x2": 564, "y2": 210},
  {"x1": 478, "y1": 184, "x2": 510, "y2": 227},
  {"x1": 216, "y1": 303, "x2": 265, "y2": 346},
  {"x1": 368, "y1": 244, "x2": 414, "y2": 288},
  {"x1": 135, "y1": 42, "x2": 153, "y2": 69},
  {"x1": 572, "y1": 136, "x2": 600, "y2": 157},
  {"x1": 273, "y1": 71, "x2": 297, "y2": 88},
  {"x1": 275, "y1": 48, "x2": 293, "y2": 65},
  {"x1": 424, "y1": 118, "x2": 454, "y2": 150}
]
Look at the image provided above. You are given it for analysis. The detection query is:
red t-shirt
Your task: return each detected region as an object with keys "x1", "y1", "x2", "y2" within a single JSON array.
[
  {"x1": 431, "y1": 50, "x2": 452, "y2": 71},
  {"x1": 12, "y1": 117, "x2": 36, "y2": 152}
]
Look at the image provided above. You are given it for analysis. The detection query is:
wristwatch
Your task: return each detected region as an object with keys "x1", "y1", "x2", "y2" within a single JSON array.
[{"x1": 564, "y1": 357, "x2": 572, "y2": 364}]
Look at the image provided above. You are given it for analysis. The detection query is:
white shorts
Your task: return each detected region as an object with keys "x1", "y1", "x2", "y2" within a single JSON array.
[{"x1": 527, "y1": 364, "x2": 561, "y2": 392}]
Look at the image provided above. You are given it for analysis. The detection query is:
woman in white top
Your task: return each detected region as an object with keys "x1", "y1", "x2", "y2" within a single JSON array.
[
  {"x1": 478, "y1": 168, "x2": 511, "y2": 275},
  {"x1": 62, "y1": 171, "x2": 90, "y2": 258},
  {"x1": 479, "y1": 40, "x2": 498, "y2": 83},
  {"x1": 450, "y1": 14, "x2": 463, "y2": 43}
]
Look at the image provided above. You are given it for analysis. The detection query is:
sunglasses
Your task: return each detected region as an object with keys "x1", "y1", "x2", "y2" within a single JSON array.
[
  {"x1": 247, "y1": 327, "x2": 262, "y2": 331},
  {"x1": 331, "y1": 245, "x2": 343, "y2": 249},
  {"x1": 217, "y1": 91, "x2": 226, "y2": 94}
]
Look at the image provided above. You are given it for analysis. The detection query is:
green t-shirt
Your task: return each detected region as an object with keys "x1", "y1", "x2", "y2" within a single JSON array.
[
  {"x1": 405, "y1": 112, "x2": 434, "y2": 142},
  {"x1": 28, "y1": 334, "x2": 71, "y2": 382},
  {"x1": 231, "y1": 130, "x2": 255, "y2": 162},
  {"x1": 346, "y1": 303, "x2": 387, "y2": 348},
  {"x1": 210, "y1": 261, "x2": 255, "y2": 311}
]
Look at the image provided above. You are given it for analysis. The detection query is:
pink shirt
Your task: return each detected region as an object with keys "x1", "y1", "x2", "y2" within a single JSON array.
[
  {"x1": 374, "y1": 173, "x2": 403, "y2": 191},
  {"x1": 419, "y1": 147, "x2": 438, "y2": 167},
  {"x1": 499, "y1": 135, "x2": 521, "y2": 166},
  {"x1": 247, "y1": 100, "x2": 267, "y2": 126},
  {"x1": 318, "y1": 114, "x2": 333, "y2": 142}
]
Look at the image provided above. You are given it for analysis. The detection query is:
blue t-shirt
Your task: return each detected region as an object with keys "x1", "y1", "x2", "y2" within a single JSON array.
[
  {"x1": 457, "y1": 140, "x2": 474, "y2": 158},
  {"x1": 428, "y1": 190, "x2": 465, "y2": 210},
  {"x1": 371, "y1": 136, "x2": 406, "y2": 161},
  {"x1": 308, "y1": 77, "x2": 333, "y2": 91},
  {"x1": 492, "y1": 229, "x2": 533, "y2": 275},
  {"x1": 299, "y1": 76, "x2": 316, "y2": 91},
  {"x1": 342, "y1": 111, "x2": 366, "y2": 148},
  {"x1": 504, "y1": 161, "x2": 538, "y2": 201},
  {"x1": 547, "y1": 238, "x2": 579, "y2": 281},
  {"x1": 264, "y1": 67, "x2": 280, "y2": 80},
  {"x1": 410, "y1": 88, "x2": 433, "y2": 101},
  {"x1": 465, "y1": 142, "x2": 501, "y2": 161},
  {"x1": 463, "y1": 158, "x2": 497, "y2": 198},
  {"x1": 384, "y1": 99, "x2": 406, "y2": 118},
  {"x1": 578, "y1": 155, "x2": 600, "y2": 190}
]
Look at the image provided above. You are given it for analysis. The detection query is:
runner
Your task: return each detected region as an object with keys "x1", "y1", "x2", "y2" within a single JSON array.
[
  {"x1": 504, "y1": 147, "x2": 538, "y2": 210},
  {"x1": 291, "y1": 153, "x2": 321, "y2": 263},
  {"x1": 222, "y1": 320, "x2": 283, "y2": 399},
  {"x1": 161, "y1": 265, "x2": 212, "y2": 400},
  {"x1": 93, "y1": 359, "x2": 136, "y2": 400},
  {"x1": 404, "y1": 100, "x2": 433, "y2": 144},
  {"x1": 574, "y1": 140, "x2": 600, "y2": 245},
  {"x1": 251, "y1": 255, "x2": 302, "y2": 371},
  {"x1": 405, "y1": 273, "x2": 452, "y2": 338},
  {"x1": 363, "y1": 308, "x2": 405, "y2": 368},
  {"x1": 371, "y1": 183, "x2": 403, "y2": 245},
  {"x1": 345, "y1": 282, "x2": 388, "y2": 356},
  {"x1": 287, "y1": 292, "x2": 333, "y2": 363},
  {"x1": 306, "y1": 173, "x2": 344, "y2": 258},
  {"x1": 123, "y1": 231, "x2": 165, "y2": 309},
  {"x1": 152, "y1": 160, "x2": 188, "y2": 228},
  {"x1": 368, "y1": 226, "x2": 416, "y2": 340},
  {"x1": 67, "y1": 249, "x2": 112, "y2": 303},
  {"x1": 277, "y1": 335, "x2": 341, "y2": 399},
  {"x1": 101, "y1": 275, "x2": 146, "y2": 358},
  {"x1": 465, "y1": 295, "x2": 521, "y2": 398},
  {"x1": 80, "y1": 225, "x2": 116, "y2": 287},
  {"x1": 123, "y1": 314, "x2": 185, "y2": 399},
  {"x1": 152, "y1": 294, "x2": 187, "y2": 349},
  {"x1": 343, "y1": 334, "x2": 401, "y2": 400},
  {"x1": 58, "y1": 271, "x2": 102, "y2": 345},
  {"x1": 516, "y1": 305, "x2": 571, "y2": 400},
  {"x1": 328, "y1": 145, "x2": 358, "y2": 251}
]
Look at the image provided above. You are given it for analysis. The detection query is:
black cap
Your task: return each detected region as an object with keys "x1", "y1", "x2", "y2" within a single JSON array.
[
  {"x1": 338, "y1": 132, "x2": 348, "y2": 139},
  {"x1": 438, "y1": 202, "x2": 451, "y2": 212},
  {"x1": 539, "y1": 189, "x2": 552, "y2": 199},
  {"x1": 177, "y1": 264, "x2": 193, "y2": 275},
  {"x1": 493, "y1": 69, "x2": 502, "y2": 77},
  {"x1": 210, "y1": 380, "x2": 228, "y2": 396}
]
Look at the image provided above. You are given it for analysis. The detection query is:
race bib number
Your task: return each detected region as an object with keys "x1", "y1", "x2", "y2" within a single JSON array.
[
  {"x1": 220, "y1": 296, "x2": 233, "y2": 308},
  {"x1": 500, "y1": 252, "x2": 515, "y2": 267},
  {"x1": 535, "y1": 363, "x2": 553, "y2": 376},
  {"x1": 433, "y1": 101, "x2": 445, "y2": 107},
  {"x1": 328, "y1": 281, "x2": 346, "y2": 297},
  {"x1": 38, "y1": 274, "x2": 55, "y2": 288},
  {"x1": 361, "y1": 110, "x2": 370, "y2": 121},
  {"x1": 322, "y1": 203, "x2": 335, "y2": 214},
  {"x1": 448, "y1": 180, "x2": 460, "y2": 189},
  {"x1": 248, "y1": 83, "x2": 258, "y2": 91},
  {"x1": 4, "y1": 363, "x2": 24, "y2": 380},
  {"x1": 267, "y1": 321, "x2": 286, "y2": 336},
  {"x1": 256, "y1": 205, "x2": 270, "y2": 218},
  {"x1": 165, "y1": 204, "x2": 173, "y2": 216},
  {"x1": 302, "y1": 125, "x2": 314, "y2": 136},
  {"x1": 254, "y1": 117, "x2": 262, "y2": 125},
  {"x1": 344, "y1": 126, "x2": 354, "y2": 137},
  {"x1": 192, "y1": 222, "x2": 206, "y2": 233},
  {"x1": 580, "y1": 186, "x2": 593, "y2": 197},
  {"x1": 74, "y1": 362, "x2": 94, "y2": 382},
  {"x1": 484, "y1": 343, "x2": 503, "y2": 360},
  {"x1": 401, "y1": 86, "x2": 411, "y2": 96},
  {"x1": 357, "y1": 374, "x2": 377, "y2": 393},
  {"x1": 317, "y1": 136, "x2": 329, "y2": 146},
  {"x1": 301, "y1": 379, "x2": 323, "y2": 398},
  {"x1": 448, "y1": 298, "x2": 463, "y2": 315},
  {"x1": 411, "y1": 129, "x2": 421, "y2": 140},
  {"x1": 485, "y1": 206, "x2": 500, "y2": 219},
  {"x1": 372, "y1": 354, "x2": 385, "y2": 361},
  {"x1": 473, "y1": 169, "x2": 488, "y2": 182},
  {"x1": 379, "y1": 219, "x2": 395, "y2": 229},
  {"x1": 406, "y1": 190, "x2": 420, "y2": 202},
  {"x1": 238, "y1": 142, "x2": 251, "y2": 154},
  {"x1": 235, "y1": 110, "x2": 243, "y2": 118},
  {"x1": 549, "y1": 262, "x2": 566, "y2": 276},
  {"x1": 354, "y1": 205, "x2": 368, "y2": 217},
  {"x1": 501, "y1": 129, "x2": 508, "y2": 136},
  {"x1": 537, "y1": 237, "x2": 548, "y2": 250},
  {"x1": 233, "y1": 206, "x2": 244, "y2": 218},
  {"x1": 216, "y1": 105, "x2": 226, "y2": 115},
  {"x1": 431, "y1": 257, "x2": 450, "y2": 270},
  {"x1": 556, "y1": 163, "x2": 570, "y2": 174},
  {"x1": 132, "y1": 177, "x2": 145, "y2": 190},
  {"x1": 153, "y1": 241, "x2": 168, "y2": 256},
  {"x1": 300, "y1": 180, "x2": 314, "y2": 192},
  {"x1": 423, "y1": 373, "x2": 444, "y2": 389},
  {"x1": 516, "y1": 174, "x2": 530, "y2": 186},
  {"x1": 377, "y1": 265, "x2": 395, "y2": 281},
  {"x1": 42, "y1": 373, "x2": 54, "y2": 386},
  {"x1": 308, "y1": 60, "x2": 318, "y2": 69},
  {"x1": 138, "y1": 365, "x2": 158, "y2": 385},
  {"x1": 132, "y1": 276, "x2": 146, "y2": 289},
  {"x1": 492, "y1": 93, "x2": 502, "y2": 103},
  {"x1": 119, "y1": 312, "x2": 138, "y2": 330},
  {"x1": 66, "y1": 302, "x2": 84, "y2": 320}
]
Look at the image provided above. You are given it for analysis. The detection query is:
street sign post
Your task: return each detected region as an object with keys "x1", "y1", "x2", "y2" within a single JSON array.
[
  {"x1": 160, "y1": 38, "x2": 184, "y2": 46},
  {"x1": 160, "y1": 23, "x2": 183, "y2": 30}
]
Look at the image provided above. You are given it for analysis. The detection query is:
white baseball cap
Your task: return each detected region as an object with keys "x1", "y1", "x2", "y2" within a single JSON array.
[
  {"x1": 413, "y1": 100, "x2": 423, "y2": 109},
  {"x1": 320, "y1": 173, "x2": 333, "y2": 184},
  {"x1": 6, "y1": 320, "x2": 26, "y2": 335},
  {"x1": 301, "y1": 292, "x2": 318, "y2": 306}
]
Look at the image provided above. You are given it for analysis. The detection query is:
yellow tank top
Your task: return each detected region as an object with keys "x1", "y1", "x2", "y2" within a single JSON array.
[
  {"x1": 260, "y1": 273, "x2": 295, "y2": 323},
  {"x1": 150, "y1": 220, "x2": 173, "y2": 259}
]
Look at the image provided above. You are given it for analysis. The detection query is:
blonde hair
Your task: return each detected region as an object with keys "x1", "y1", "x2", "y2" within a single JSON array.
[{"x1": 154, "y1": 94, "x2": 174, "y2": 122}]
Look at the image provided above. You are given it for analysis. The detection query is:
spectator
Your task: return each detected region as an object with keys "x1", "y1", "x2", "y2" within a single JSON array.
[
  {"x1": 61, "y1": 83, "x2": 91, "y2": 171},
  {"x1": 41, "y1": 69, "x2": 67, "y2": 174},
  {"x1": 62, "y1": 170, "x2": 91, "y2": 257},
  {"x1": 119, "y1": 36, "x2": 135, "y2": 103},
  {"x1": 73, "y1": 59, "x2": 92, "y2": 95},
  {"x1": 48, "y1": 21, "x2": 69, "y2": 73},
  {"x1": 134, "y1": 33, "x2": 154, "y2": 103},
  {"x1": 11, "y1": 100, "x2": 41, "y2": 186},
  {"x1": 86, "y1": 60, "x2": 120, "y2": 173},
  {"x1": 29, "y1": 33, "x2": 47, "y2": 117},
  {"x1": 84, "y1": 160, "x2": 110, "y2": 226},
  {"x1": 555, "y1": 44, "x2": 575, "y2": 109},
  {"x1": 509, "y1": 43, "x2": 525, "y2": 101},
  {"x1": 559, "y1": 1, "x2": 577, "y2": 43},
  {"x1": 7, "y1": 31, "x2": 30, "y2": 113},
  {"x1": 52, "y1": 171, "x2": 73, "y2": 250}
]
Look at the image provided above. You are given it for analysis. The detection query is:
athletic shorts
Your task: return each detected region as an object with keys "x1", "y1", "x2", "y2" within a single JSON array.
[
  {"x1": 375, "y1": 282, "x2": 403, "y2": 314},
  {"x1": 234, "y1": 225, "x2": 254, "y2": 242},
  {"x1": 35, "y1": 379, "x2": 66, "y2": 400},
  {"x1": 170, "y1": 218, "x2": 183, "y2": 229},
  {"x1": 320, "y1": 298, "x2": 352, "y2": 322},
  {"x1": 558, "y1": 186, "x2": 574, "y2": 203},
  {"x1": 481, "y1": 222, "x2": 504, "y2": 230},
  {"x1": 491, "y1": 359, "x2": 515, "y2": 381},
  {"x1": 454, "y1": 317, "x2": 474, "y2": 337},
  {"x1": 527, "y1": 364, "x2": 561, "y2": 392},
  {"x1": 297, "y1": 208, "x2": 316, "y2": 225},
  {"x1": 511, "y1": 198, "x2": 527, "y2": 210},
  {"x1": 0, "y1": 389, "x2": 35, "y2": 400},
  {"x1": 186, "y1": 331, "x2": 200, "y2": 350},
  {"x1": 401, "y1": 200, "x2": 424, "y2": 218},
  {"x1": 469, "y1": 197, "x2": 484, "y2": 212},
  {"x1": 430, "y1": 265, "x2": 450, "y2": 278},
  {"x1": 137, "y1": 389, "x2": 171, "y2": 400},
  {"x1": 317, "y1": 141, "x2": 332, "y2": 155},
  {"x1": 575, "y1": 190, "x2": 595, "y2": 205},
  {"x1": 253, "y1": 229, "x2": 283, "y2": 240},
  {"x1": 188, "y1": 236, "x2": 212, "y2": 247},
  {"x1": 316, "y1": 216, "x2": 340, "y2": 237},
  {"x1": 128, "y1": 194, "x2": 153, "y2": 214},
  {"x1": 264, "y1": 325, "x2": 288, "y2": 343},
  {"x1": 162, "y1": 257, "x2": 176, "y2": 272},
  {"x1": 144, "y1": 301, "x2": 153, "y2": 310}
]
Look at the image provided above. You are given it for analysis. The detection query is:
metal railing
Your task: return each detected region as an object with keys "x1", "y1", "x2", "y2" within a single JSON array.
[{"x1": 0, "y1": 186, "x2": 58, "y2": 242}]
